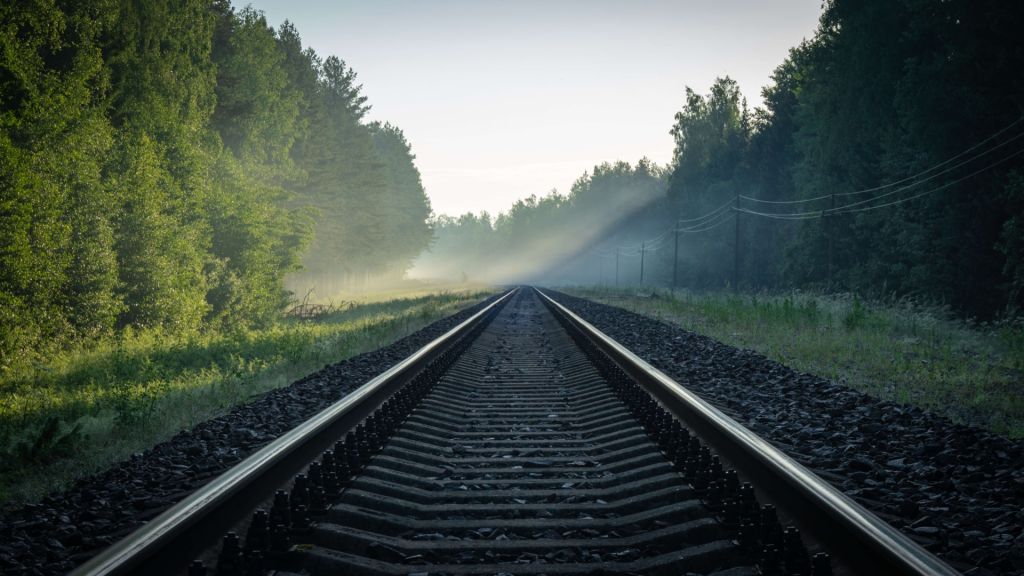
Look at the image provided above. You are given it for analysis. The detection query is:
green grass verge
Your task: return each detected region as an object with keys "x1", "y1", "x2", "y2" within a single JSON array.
[
  {"x1": 0, "y1": 289, "x2": 493, "y2": 506},
  {"x1": 564, "y1": 286, "x2": 1024, "y2": 439}
]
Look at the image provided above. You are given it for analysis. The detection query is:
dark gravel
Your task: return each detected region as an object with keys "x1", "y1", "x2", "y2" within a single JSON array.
[
  {"x1": 292, "y1": 289, "x2": 753, "y2": 575},
  {"x1": 546, "y1": 289, "x2": 1024, "y2": 576},
  {"x1": 0, "y1": 294, "x2": 499, "y2": 576}
]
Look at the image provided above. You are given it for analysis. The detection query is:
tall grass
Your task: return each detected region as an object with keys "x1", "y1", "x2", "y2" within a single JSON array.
[
  {"x1": 0, "y1": 290, "x2": 491, "y2": 505},
  {"x1": 567, "y1": 286, "x2": 1024, "y2": 438}
]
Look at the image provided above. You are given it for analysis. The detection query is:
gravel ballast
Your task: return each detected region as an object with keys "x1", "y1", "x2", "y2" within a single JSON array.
[
  {"x1": 3, "y1": 288, "x2": 1020, "y2": 575},
  {"x1": 546, "y1": 289, "x2": 1024, "y2": 576},
  {"x1": 0, "y1": 294, "x2": 499, "y2": 576}
]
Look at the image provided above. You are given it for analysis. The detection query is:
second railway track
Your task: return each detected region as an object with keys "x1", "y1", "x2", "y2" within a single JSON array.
[{"x1": 72, "y1": 287, "x2": 959, "y2": 576}]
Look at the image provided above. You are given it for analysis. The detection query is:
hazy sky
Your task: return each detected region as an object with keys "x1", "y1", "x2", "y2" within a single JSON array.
[{"x1": 237, "y1": 0, "x2": 823, "y2": 216}]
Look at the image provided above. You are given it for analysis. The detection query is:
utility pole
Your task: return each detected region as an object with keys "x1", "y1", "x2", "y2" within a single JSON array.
[
  {"x1": 733, "y1": 194, "x2": 740, "y2": 293},
  {"x1": 672, "y1": 223, "x2": 680, "y2": 290},
  {"x1": 615, "y1": 248, "x2": 620, "y2": 288},
  {"x1": 640, "y1": 241, "x2": 646, "y2": 285},
  {"x1": 827, "y1": 192, "x2": 835, "y2": 293}
]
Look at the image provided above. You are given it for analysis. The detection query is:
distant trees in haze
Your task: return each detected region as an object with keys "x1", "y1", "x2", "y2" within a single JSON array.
[
  {"x1": 424, "y1": 0, "x2": 1024, "y2": 318},
  {"x1": 291, "y1": 120, "x2": 432, "y2": 289},
  {"x1": 0, "y1": 1, "x2": 432, "y2": 370},
  {"x1": 416, "y1": 160, "x2": 670, "y2": 283},
  {"x1": 4, "y1": 0, "x2": 1023, "y2": 375}
]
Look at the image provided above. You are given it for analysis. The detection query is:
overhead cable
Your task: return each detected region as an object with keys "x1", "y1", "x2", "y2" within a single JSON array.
[
  {"x1": 739, "y1": 115, "x2": 1024, "y2": 206},
  {"x1": 736, "y1": 143, "x2": 1024, "y2": 220},
  {"x1": 677, "y1": 197, "x2": 736, "y2": 223}
]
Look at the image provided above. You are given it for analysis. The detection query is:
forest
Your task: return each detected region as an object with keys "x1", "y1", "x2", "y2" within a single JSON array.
[
  {"x1": 0, "y1": 1, "x2": 432, "y2": 372},
  {"x1": 422, "y1": 0, "x2": 1024, "y2": 320},
  {"x1": 1, "y1": 0, "x2": 1022, "y2": 509},
  {"x1": 4, "y1": 0, "x2": 1024, "y2": 373}
]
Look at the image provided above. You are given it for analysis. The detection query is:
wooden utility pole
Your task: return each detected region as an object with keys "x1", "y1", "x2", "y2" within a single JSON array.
[
  {"x1": 640, "y1": 241, "x2": 646, "y2": 285},
  {"x1": 827, "y1": 193, "x2": 835, "y2": 292},
  {"x1": 733, "y1": 194, "x2": 740, "y2": 293},
  {"x1": 672, "y1": 223, "x2": 680, "y2": 290},
  {"x1": 615, "y1": 248, "x2": 620, "y2": 288}
]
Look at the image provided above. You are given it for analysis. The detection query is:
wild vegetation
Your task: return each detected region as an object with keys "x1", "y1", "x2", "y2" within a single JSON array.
[
  {"x1": 415, "y1": 160, "x2": 668, "y2": 283},
  {"x1": 0, "y1": 0, "x2": 452, "y2": 505},
  {"x1": 3, "y1": 0, "x2": 1022, "y2": 505},
  {"x1": 0, "y1": 289, "x2": 490, "y2": 505},
  {"x1": 0, "y1": 1, "x2": 433, "y2": 376},
  {"x1": 569, "y1": 287, "x2": 1024, "y2": 439},
  {"x1": 425, "y1": 0, "x2": 1024, "y2": 321},
  {"x1": 416, "y1": 0, "x2": 1024, "y2": 439}
]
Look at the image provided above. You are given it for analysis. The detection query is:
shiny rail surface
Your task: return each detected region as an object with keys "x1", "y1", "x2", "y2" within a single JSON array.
[
  {"x1": 70, "y1": 289, "x2": 517, "y2": 576},
  {"x1": 70, "y1": 287, "x2": 958, "y2": 576},
  {"x1": 536, "y1": 288, "x2": 960, "y2": 576},
  {"x1": 289, "y1": 287, "x2": 754, "y2": 575}
]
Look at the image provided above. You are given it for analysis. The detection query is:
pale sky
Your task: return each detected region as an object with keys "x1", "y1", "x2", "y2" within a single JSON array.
[{"x1": 237, "y1": 0, "x2": 823, "y2": 216}]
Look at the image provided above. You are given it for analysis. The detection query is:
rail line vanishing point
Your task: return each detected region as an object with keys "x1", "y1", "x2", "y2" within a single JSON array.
[{"x1": 71, "y1": 287, "x2": 959, "y2": 576}]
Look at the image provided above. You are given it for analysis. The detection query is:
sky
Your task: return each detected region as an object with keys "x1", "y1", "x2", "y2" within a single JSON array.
[{"x1": 237, "y1": 0, "x2": 823, "y2": 217}]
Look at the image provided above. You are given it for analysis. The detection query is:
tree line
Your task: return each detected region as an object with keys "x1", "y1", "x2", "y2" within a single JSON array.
[
  {"x1": 0, "y1": 1, "x2": 432, "y2": 371},
  {"x1": 415, "y1": 160, "x2": 670, "y2": 284},
  {"x1": 423, "y1": 0, "x2": 1024, "y2": 318}
]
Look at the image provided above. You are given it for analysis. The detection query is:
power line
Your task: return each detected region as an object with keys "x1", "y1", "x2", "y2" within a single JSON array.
[
  {"x1": 590, "y1": 115, "x2": 1024, "y2": 258},
  {"x1": 618, "y1": 241, "x2": 644, "y2": 253},
  {"x1": 737, "y1": 113, "x2": 1024, "y2": 210},
  {"x1": 740, "y1": 130, "x2": 1024, "y2": 218},
  {"x1": 735, "y1": 208, "x2": 820, "y2": 221},
  {"x1": 678, "y1": 207, "x2": 736, "y2": 231},
  {"x1": 831, "y1": 145, "x2": 1024, "y2": 216},
  {"x1": 677, "y1": 197, "x2": 735, "y2": 223},
  {"x1": 739, "y1": 192, "x2": 832, "y2": 205},
  {"x1": 645, "y1": 237, "x2": 672, "y2": 251},
  {"x1": 585, "y1": 116, "x2": 1024, "y2": 288},
  {"x1": 739, "y1": 115, "x2": 1024, "y2": 206},
  {"x1": 679, "y1": 211, "x2": 737, "y2": 233},
  {"x1": 646, "y1": 227, "x2": 673, "y2": 245},
  {"x1": 736, "y1": 143, "x2": 1024, "y2": 220},
  {"x1": 830, "y1": 130, "x2": 1024, "y2": 212},
  {"x1": 835, "y1": 115, "x2": 1024, "y2": 197}
]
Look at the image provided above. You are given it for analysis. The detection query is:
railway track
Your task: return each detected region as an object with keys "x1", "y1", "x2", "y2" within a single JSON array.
[{"x1": 72, "y1": 287, "x2": 959, "y2": 576}]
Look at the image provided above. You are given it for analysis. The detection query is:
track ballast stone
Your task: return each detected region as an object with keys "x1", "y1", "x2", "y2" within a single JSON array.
[
  {"x1": 0, "y1": 294, "x2": 500, "y2": 576},
  {"x1": 546, "y1": 289, "x2": 1024, "y2": 576},
  {"x1": 290, "y1": 289, "x2": 756, "y2": 575}
]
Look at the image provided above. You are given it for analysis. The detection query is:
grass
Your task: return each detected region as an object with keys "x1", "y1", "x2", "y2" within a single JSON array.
[
  {"x1": 564, "y1": 286, "x2": 1024, "y2": 439},
  {"x1": 0, "y1": 288, "x2": 493, "y2": 506}
]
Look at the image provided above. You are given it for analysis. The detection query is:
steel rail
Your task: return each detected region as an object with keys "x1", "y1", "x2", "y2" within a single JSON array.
[
  {"x1": 70, "y1": 288, "x2": 517, "y2": 576},
  {"x1": 536, "y1": 287, "x2": 960, "y2": 576}
]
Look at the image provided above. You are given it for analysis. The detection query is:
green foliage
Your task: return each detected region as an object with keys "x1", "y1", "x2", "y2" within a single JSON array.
[
  {"x1": 668, "y1": 78, "x2": 751, "y2": 288},
  {"x1": 369, "y1": 122, "x2": 434, "y2": 268},
  {"x1": 0, "y1": 290, "x2": 489, "y2": 505},
  {"x1": 111, "y1": 131, "x2": 209, "y2": 331},
  {"x1": 0, "y1": 2, "x2": 432, "y2": 371},
  {"x1": 210, "y1": 4, "x2": 301, "y2": 173},
  {"x1": 0, "y1": 0, "x2": 117, "y2": 367},
  {"x1": 571, "y1": 287, "x2": 1024, "y2": 438},
  {"x1": 842, "y1": 294, "x2": 868, "y2": 331},
  {"x1": 292, "y1": 55, "x2": 392, "y2": 288},
  {"x1": 669, "y1": 77, "x2": 751, "y2": 204},
  {"x1": 653, "y1": 0, "x2": 1024, "y2": 318},
  {"x1": 419, "y1": 160, "x2": 669, "y2": 283},
  {"x1": 999, "y1": 171, "x2": 1024, "y2": 310},
  {"x1": 8, "y1": 417, "x2": 82, "y2": 466},
  {"x1": 209, "y1": 152, "x2": 316, "y2": 327}
]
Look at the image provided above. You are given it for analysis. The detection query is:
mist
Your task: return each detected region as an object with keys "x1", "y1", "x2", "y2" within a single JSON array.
[{"x1": 410, "y1": 159, "x2": 679, "y2": 286}]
